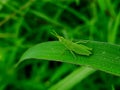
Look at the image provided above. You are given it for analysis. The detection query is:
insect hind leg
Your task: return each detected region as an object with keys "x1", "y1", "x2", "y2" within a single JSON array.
[{"x1": 75, "y1": 40, "x2": 88, "y2": 44}]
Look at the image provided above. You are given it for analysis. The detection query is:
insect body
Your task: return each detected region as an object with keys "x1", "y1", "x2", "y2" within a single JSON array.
[{"x1": 52, "y1": 32, "x2": 92, "y2": 56}]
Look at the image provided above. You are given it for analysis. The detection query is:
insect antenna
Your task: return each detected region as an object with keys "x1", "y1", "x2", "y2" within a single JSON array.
[{"x1": 51, "y1": 30, "x2": 61, "y2": 39}]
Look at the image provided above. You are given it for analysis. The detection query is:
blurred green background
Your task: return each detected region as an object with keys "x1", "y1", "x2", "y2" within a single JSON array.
[{"x1": 0, "y1": 0, "x2": 120, "y2": 90}]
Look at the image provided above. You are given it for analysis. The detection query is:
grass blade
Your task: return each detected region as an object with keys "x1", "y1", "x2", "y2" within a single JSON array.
[{"x1": 16, "y1": 41, "x2": 120, "y2": 76}]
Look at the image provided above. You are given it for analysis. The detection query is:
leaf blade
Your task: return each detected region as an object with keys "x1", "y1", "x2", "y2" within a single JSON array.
[{"x1": 17, "y1": 41, "x2": 120, "y2": 76}]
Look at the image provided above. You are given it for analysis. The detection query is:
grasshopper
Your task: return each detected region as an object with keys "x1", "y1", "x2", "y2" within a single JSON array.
[{"x1": 52, "y1": 31, "x2": 92, "y2": 57}]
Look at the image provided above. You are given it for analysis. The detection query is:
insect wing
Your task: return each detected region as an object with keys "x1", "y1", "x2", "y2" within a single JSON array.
[{"x1": 71, "y1": 43, "x2": 92, "y2": 56}]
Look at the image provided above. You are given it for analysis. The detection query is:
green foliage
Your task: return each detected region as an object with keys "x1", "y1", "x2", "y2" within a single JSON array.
[
  {"x1": 17, "y1": 41, "x2": 120, "y2": 76},
  {"x1": 0, "y1": 0, "x2": 120, "y2": 90}
]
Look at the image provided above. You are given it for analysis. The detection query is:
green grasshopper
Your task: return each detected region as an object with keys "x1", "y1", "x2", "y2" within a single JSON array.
[{"x1": 52, "y1": 31, "x2": 92, "y2": 57}]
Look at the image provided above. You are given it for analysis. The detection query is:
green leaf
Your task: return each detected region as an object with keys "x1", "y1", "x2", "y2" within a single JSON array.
[
  {"x1": 16, "y1": 41, "x2": 120, "y2": 76},
  {"x1": 49, "y1": 66, "x2": 96, "y2": 90}
]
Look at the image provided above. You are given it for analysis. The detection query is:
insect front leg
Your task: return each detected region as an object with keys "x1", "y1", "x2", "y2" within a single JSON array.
[{"x1": 61, "y1": 48, "x2": 69, "y2": 56}]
